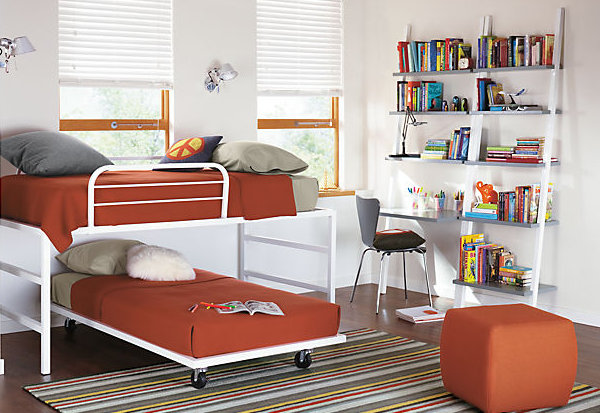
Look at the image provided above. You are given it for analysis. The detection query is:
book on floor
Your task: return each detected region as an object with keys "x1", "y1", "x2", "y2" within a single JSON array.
[
  {"x1": 216, "y1": 300, "x2": 284, "y2": 316},
  {"x1": 395, "y1": 306, "x2": 446, "y2": 323}
]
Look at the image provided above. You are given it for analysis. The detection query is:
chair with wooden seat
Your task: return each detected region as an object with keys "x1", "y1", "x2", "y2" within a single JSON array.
[{"x1": 350, "y1": 195, "x2": 432, "y2": 314}]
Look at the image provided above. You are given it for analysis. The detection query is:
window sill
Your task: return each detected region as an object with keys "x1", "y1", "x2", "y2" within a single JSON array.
[{"x1": 318, "y1": 189, "x2": 356, "y2": 198}]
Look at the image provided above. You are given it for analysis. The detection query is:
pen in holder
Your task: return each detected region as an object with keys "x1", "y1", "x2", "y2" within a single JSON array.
[
  {"x1": 452, "y1": 199, "x2": 464, "y2": 213},
  {"x1": 433, "y1": 196, "x2": 446, "y2": 211}
]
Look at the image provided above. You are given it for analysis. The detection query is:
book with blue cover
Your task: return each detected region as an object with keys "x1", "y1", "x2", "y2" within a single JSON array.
[{"x1": 465, "y1": 211, "x2": 498, "y2": 220}]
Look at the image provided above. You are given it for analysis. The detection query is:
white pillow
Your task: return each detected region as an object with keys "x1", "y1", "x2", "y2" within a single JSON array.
[{"x1": 126, "y1": 245, "x2": 195, "y2": 281}]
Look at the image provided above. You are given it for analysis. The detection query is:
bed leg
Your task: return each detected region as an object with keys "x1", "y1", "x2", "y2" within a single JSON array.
[
  {"x1": 190, "y1": 368, "x2": 208, "y2": 389},
  {"x1": 237, "y1": 223, "x2": 246, "y2": 281},
  {"x1": 327, "y1": 212, "x2": 336, "y2": 304},
  {"x1": 40, "y1": 236, "x2": 52, "y2": 375}
]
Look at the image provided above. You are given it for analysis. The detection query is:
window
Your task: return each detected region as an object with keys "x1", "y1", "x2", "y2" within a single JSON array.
[
  {"x1": 58, "y1": 0, "x2": 173, "y2": 161},
  {"x1": 257, "y1": 96, "x2": 339, "y2": 188},
  {"x1": 257, "y1": 0, "x2": 342, "y2": 189}
]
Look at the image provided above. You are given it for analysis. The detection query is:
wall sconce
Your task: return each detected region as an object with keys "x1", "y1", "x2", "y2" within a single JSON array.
[
  {"x1": 0, "y1": 36, "x2": 36, "y2": 73},
  {"x1": 204, "y1": 63, "x2": 238, "y2": 93}
]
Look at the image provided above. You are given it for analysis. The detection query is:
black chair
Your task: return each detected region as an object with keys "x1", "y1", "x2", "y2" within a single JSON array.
[{"x1": 351, "y1": 195, "x2": 432, "y2": 314}]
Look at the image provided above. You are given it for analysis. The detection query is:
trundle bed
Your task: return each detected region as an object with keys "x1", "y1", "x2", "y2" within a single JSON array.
[{"x1": 0, "y1": 163, "x2": 345, "y2": 386}]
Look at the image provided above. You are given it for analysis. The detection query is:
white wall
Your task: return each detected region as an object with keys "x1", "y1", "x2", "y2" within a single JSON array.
[
  {"x1": 172, "y1": 0, "x2": 257, "y2": 141},
  {"x1": 0, "y1": 0, "x2": 59, "y2": 175},
  {"x1": 361, "y1": 0, "x2": 600, "y2": 324}
]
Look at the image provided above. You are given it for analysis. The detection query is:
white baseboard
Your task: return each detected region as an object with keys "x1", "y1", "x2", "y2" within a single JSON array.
[{"x1": 432, "y1": 283, "x2": 600, "y2": 328}]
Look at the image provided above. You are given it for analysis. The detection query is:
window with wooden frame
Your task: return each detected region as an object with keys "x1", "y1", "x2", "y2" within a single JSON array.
[
  {"x1": 257, "y1": 0, "x2": 343, "y2": 189},
  {"x1": 257, "y1": 96, "x2": 339, "y2": 188},
  {"x1": 58, "y1": 0, "x2": 173, "y2": 161},
  {"x1": 59, "y1": 88, "x2": 170, "y2": 161}
]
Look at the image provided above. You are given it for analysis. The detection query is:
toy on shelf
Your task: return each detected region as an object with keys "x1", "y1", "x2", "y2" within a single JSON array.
[{"x1": 476, "y1": 181, "x2": 498, "y2": 204}]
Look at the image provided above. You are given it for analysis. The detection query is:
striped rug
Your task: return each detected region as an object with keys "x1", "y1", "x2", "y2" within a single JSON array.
[{"x1": 24, "y1": 328, "x2": 600, "y2": 413}]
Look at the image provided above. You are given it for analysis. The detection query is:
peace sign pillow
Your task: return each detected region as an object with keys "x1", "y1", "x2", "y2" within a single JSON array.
[{"x1": 159, "y1": 136, "x2": 222, "y2": 165}]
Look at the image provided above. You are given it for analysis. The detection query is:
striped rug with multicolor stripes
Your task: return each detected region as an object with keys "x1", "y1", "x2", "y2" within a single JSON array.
[{"x1": 24, "y1": 328, "x2": 600, "y2": 412}]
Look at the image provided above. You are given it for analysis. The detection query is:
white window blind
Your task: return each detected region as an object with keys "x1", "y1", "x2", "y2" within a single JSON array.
[
  {"x1": 257, "y1": 0, "x2": 343, "y2": 96},
  {"x1": 59, "y1": 0, "x2": 173, "y2": 89}
]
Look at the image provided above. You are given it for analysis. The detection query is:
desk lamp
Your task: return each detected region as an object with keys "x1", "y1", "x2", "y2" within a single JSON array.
[{"x1": 389, "y1": 107, "x2": 427, "y2": 158}]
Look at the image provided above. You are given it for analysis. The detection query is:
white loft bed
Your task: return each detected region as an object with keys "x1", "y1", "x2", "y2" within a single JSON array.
[{"x1": 0, "y1": 163, "x2": 344, "y2": 384}]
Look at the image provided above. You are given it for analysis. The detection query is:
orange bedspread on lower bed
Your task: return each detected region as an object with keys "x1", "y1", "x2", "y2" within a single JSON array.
[
  {"x1": 0, "y1": 170, "x2": 296, "y2": 252},
  {"x1": 70, "y1": 269, "x2": 341, "y2": 358}
]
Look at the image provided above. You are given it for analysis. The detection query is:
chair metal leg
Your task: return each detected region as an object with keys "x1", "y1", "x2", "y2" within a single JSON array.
[
  {"x1": 350, "y1": 248, "x2": 371, "y2": 302},
  {"x1": 422, "y1": 250, "x2": 432, "y2": 307},
  {"x1": 376, "y1": 253, "x2": 387, "y2": 314},
  {"x1": 402, "y1": 251, "x2": 408, "y2": 299}
]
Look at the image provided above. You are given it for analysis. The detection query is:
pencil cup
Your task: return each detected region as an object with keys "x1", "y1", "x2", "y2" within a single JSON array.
[
  {"x1": 452, "y1": 199, "x2": 464, "y2": 213},
  {"x1": 433, "y1": 196, "x2": 446, "y2": 211},
  {"x1": 417, "y1": 194, "x2": 428, "y2": 211},
  {"x1": 411, "y1": 194, "x2": 419, "y2": 210}
]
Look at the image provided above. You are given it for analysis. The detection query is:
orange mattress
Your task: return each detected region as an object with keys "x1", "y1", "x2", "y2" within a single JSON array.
[
  {"x1": 69, "y1": 269, "x2": 341, "y2": 358},
  {"x1": 0, "y1": 170, "x2": 296, "y2": 252}
]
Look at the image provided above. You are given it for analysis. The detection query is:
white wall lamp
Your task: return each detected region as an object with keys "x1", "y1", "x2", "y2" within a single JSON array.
[
  {"x1": 204, "y1": 63, "x2": 238, "y2": 93},
  {"x1": 0, "y1": 36, "x2": 36, "y2": 73}
]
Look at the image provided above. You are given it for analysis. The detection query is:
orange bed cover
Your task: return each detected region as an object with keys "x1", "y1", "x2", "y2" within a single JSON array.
[
  {"x1": 0, "y1": 170, "x2": 296, "y2": 252},
  {"x1": 70, "y1": 269, "x2": 341, "y2": 358}
]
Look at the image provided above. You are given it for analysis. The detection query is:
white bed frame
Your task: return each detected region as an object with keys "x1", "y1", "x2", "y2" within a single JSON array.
[{"x1": 0, "y1": 163, "x2": 345, "y2": 380}]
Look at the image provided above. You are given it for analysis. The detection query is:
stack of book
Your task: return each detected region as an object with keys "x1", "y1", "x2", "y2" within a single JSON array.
[
  {"x1": 512, "y1": 138, "x2": 545, "y2": 162},
  {"x1": 448, "y1": 127, "x2": 471, "y2": 160},
  {"x1": 486, "y1": 146, "x2": 514, "y2": 162},
  {"x1": 465, "y1": 202, "x2": 498, "y2": 220},
  {"x1": 421, "y1": 139, "x2": 450, "y2": 159},
  {"x1": 499, "y1": 265, "x2": 532, "y2": 287},
  {"x1": 397, "y1": 81, "x2": 443, "y2": 112},
  {"x1": 397, "y1": 38, "x2": 472, "y2": 73},
  {"x1": 497, "y1": 183, "x2": 553, "y2": 223},
  {"x1": 477, "y1": 34, "x2": 554, "y2": 69},
  {"x1": 458, "y1": 233, "x2": 514, "y2": 283},
  {"x1": 395, "y1": 306, "x2": 446, "y2": 324},
  {"x1": 486, "y1": 138, "x2": 556, "y2": 164}
]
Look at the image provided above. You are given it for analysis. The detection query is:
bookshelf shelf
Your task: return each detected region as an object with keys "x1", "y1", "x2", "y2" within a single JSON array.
[
  {"x1": 385, "y1": 156, "x2": 464, "y2": 164},
  {"x1": 452, "y1": 280, "x2": 556, "y2": 296},
  {"x1": 473, "y1": 65, "x2": 555, "y2": 73},
  {"x1": 465, "y1": 159, "x2": 560, "y2": 167},
  {"x1": 389, "y1": 111, "x2": 468, "y2": 116},
  {"x1": 458, "y1": 216, "x2": 559, "y2": 228},
  {"x1": 393, "y1": 69, "x2": 472, "y2": 77},
  {"x1": 470, "y1": 110, "x2": 552, "y2": 115}
]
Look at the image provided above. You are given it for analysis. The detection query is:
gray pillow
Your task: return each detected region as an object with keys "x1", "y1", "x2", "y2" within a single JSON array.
[
  {"x1": 212, "y1": 141, "x2": 308, "y2": 175},
  {"x1": 56, "y1": 239, "x2": 144, "y2": 275},
  {"x1": 0, "y1": 131, "x2": 113, "y2": 176}
]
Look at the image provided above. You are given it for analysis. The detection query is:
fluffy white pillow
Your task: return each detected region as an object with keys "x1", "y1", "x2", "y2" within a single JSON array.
[{"x1": 126, "y1": 245, "x2": 195, "y2": 281}]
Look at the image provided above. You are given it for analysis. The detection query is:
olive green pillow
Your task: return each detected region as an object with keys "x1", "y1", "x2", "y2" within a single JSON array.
[
  {"x1": 56, "y1": 239, "x2": 144, "y2": 275},
  {"x1": 212, "y1": 141, "x2": 308, "y2": 175}
]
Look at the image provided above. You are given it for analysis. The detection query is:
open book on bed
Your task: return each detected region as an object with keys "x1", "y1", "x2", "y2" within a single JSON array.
[{"x1": 216, "y1": 300, "x2": 284, "y2": 316}]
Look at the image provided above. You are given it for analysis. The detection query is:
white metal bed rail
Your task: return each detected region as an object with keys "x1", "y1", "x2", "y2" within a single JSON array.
[
  {"x1": 87, "y1": 163, "x2": 230, "y2": 227},
  {"x1": 0, "y1": 221, "x2": 52, "y2": 375},
  {"x1": 239, "y1": 209, "x2": 337, "y2": 303}
]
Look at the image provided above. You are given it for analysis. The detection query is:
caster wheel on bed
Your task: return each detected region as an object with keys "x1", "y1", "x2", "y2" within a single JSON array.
[
  {"x1": 294, "y1": 350, "x2": 312, "y2": 369},
  {"x1": 64, "y1": 318, "x2": 77, "y2": 334},
  {"x1": 190, "y1": 370, "x2": 208, "y2": 389}
]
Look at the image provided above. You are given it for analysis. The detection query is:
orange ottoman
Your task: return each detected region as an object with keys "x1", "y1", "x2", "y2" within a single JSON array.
[{"x1": 440, "y1": 304, "x2": 577, "y2": 413}]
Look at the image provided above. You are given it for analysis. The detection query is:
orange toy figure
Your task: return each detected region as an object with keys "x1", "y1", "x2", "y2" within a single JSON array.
[{"x1": 476, "y1": 181, "x2": 498, "y2": 204}]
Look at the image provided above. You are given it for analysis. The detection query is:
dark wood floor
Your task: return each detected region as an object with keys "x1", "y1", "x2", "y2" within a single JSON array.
[{"x1": 1, "y1": 284, "x2": 599, "y2": 412}]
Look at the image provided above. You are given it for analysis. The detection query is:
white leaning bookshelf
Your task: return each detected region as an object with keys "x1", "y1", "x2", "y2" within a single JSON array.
[{"x1": 384, "y1": 8, "x2": 565, "y2": 308}]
